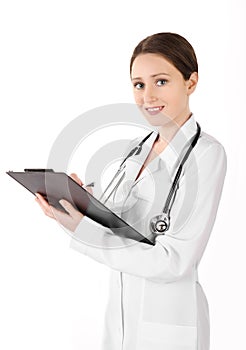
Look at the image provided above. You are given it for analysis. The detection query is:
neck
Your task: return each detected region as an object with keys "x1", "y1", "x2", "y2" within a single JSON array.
[{"x1": 158, "y1": 112, "x2": 192, "y2": 143}]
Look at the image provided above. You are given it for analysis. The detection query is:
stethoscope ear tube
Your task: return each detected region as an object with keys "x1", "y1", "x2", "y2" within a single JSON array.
[
  {"x1": 99, "y1": 131, "x2": 154, "y2": 204},
  {"x1": 150, "y1": 122, "x2": 201, "y2": 235},
  {"x1": 98, "y1": 124, "x2": 201, "y2": 237}
]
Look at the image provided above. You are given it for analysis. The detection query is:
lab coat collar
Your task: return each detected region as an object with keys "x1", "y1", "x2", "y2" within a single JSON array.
[
  {"x1": 127, "y1": 130, "x2": 159, "y2": 182},
  {"x1": 151, "y1": 114, "x2": 199, "y2": 175}
]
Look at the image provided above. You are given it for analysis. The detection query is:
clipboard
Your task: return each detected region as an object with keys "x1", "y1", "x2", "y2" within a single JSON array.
[{"x1": 6, "y1": 169, "x2": 154, "y2": 245}]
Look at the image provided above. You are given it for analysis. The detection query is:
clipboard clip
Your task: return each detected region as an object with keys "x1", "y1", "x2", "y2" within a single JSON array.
[{"x1": 24, "y1": 168, "x2": 54, "y2": 172}]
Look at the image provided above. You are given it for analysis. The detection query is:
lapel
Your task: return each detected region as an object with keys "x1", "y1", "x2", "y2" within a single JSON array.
[
  {"x1": 100, "y1": 131, "x2": 158, "y2": 209},
  {"x1": 119, "y1": 115, "x2": 199, "y2": 217},
  {"x1": 125, "y1": 115, "x2": 199, "y2": 190},
  {"x1": 123, "y1": 131, "x2": 159, "y2": 194}
]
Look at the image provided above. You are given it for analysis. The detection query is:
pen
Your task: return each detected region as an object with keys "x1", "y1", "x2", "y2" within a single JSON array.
[{"x1": 83, "y1": 182, "x2": 95, "y2": 188}]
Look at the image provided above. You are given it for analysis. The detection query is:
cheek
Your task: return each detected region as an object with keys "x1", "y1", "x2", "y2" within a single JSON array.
[
  {"x1": 133, "y1": 91, "x2": 143, "y2": 104},
  {"x1": 169, "y1": 87, "x2": 187, "y2": 105}
]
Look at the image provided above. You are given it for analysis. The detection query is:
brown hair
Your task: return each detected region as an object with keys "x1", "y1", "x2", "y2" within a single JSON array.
[{"x1": 130, "y1": 32, "x2": 198, "y2": 80}]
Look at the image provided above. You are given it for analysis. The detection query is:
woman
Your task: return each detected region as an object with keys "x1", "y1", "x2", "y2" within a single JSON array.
[{"x1": 36, "y1": 33, "x2": 227, "y2": 350}]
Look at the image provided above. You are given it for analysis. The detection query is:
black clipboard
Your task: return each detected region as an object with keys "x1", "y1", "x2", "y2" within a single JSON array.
[{"x1": 6, "y1": 169, "x2": 153, "y2": 245}]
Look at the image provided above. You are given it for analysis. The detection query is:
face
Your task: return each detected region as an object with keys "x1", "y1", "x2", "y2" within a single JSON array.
[{"x1": 131, "y1": 53, "x2": 198, "y2": 127}]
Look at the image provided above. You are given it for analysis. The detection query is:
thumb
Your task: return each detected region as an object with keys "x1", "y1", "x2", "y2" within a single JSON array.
[{"x1": 59, "y1": 199, "x2": 75, "y2": 214}]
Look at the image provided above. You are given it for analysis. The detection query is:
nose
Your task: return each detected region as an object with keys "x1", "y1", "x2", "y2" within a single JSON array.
[{"x1": 143, "y1": 85, "x2": 157, "y2": 104}]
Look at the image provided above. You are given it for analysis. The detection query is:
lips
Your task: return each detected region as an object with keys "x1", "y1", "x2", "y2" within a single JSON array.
[{"x1": 145, "y1": 106, "x2": 164, "y2": 115}]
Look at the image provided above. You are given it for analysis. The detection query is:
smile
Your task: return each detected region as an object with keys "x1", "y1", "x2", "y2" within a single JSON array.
[{"x1": 145, "y1": 106, "x2": 164, "y2": 115}]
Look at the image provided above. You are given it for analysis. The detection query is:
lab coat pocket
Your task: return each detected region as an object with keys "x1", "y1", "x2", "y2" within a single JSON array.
[{"x1": 136, "y1": 322, "x2": 197, "y2": 350}]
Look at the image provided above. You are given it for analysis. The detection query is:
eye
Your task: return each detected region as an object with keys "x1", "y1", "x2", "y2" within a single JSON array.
[
  {"x1": 156, "y1": 79, "x2": 168, "y2": 86},
  {"x1": 133, "y1": 82, "x2": 144, "y2": 90}
]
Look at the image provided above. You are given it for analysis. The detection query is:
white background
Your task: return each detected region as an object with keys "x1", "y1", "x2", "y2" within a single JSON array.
[{"x1": 1, "y1": 0, "x2": 245, "y2": 349}]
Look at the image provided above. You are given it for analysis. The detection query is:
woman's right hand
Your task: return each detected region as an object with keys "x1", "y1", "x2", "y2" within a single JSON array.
[
  {"x1": 70, "y1": 173, "x2": 83, "y2": 186},
  {"x1": 70, "y1": 173, "x2": 93, "y2": 195}
]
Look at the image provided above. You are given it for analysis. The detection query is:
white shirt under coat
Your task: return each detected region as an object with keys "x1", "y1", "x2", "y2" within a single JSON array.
[{"x1": 70, "y1": 115, "x2": 227, "y2": 350}]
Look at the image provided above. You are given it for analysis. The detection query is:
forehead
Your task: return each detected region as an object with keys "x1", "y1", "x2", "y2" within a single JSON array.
[{"x1": 131, "y1": 53, "x2": 178, "y2": 78}]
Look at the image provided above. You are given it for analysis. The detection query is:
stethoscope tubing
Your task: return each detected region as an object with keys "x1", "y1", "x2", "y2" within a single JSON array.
[
  {"x1": 99, "y1": 122, "x2": 201, "y2": 232},
  {"x1": 163, "y1": 122, "x2": 201, "y2": 214}
]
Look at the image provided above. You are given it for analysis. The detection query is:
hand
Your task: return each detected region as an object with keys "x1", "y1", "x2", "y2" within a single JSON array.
[
  {"x1": 70, "y1": 173, "x2": 93, "y2": 195},
  {"x1": 35, "y1": 172, "x2": 86, "y2": 232},
  {"x1": 69, "y1": 172, "x2": 83, "y2": 186}
]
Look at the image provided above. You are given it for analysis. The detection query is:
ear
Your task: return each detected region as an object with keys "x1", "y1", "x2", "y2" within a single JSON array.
[{"x1": 186, "y1": 72, "x2": 198, "y2": 96}]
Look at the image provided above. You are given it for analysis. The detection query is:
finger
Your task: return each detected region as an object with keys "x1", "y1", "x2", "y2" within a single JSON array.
[
  {"x1": 53, "y1": 204, "x2": 84, "y2": 232},
  {"x1": 35, "y1": 193, "x2": 55, "y2": 219},
  {"x1": 85, "y1": 186, "x2": 93, "y2": 195},
  {"x1": 35, "y1": 196, "x2": 53, "y2": 218},
  {"x1": 59, "y1": 199, "x2": 84, "y2": 219},
  {"x1": 35, "y1": 193, "x2": 49, "y2": 207},
  {"x1": 35, "y1": 197, "x2": 55, "y2": 218},
  {"x1": 70, "y1": 173, "x2": 83, "y2": 186},
  {"x1": 59, "y1": 199, "x2": 76, "y2": 215}
]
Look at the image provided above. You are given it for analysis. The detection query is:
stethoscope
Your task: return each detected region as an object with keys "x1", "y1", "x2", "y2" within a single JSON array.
[{"x1": 99, "y1": 122, "x2": 201, "y2": 235}]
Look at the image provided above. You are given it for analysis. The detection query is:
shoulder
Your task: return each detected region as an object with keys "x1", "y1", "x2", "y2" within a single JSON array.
[
  {"x1": 196, "y1": 130, "x2": 227, "y2": 162},
  {"x1": 183, "y1": 129, "x2": 227, "y2": 179}
]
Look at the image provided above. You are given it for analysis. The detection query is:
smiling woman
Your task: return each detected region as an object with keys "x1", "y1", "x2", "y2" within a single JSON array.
[
  {"x1": 130, "y1": 33, "x2": 199, "y2": 179},
  {"x1": 131, "y1": 54, "x2": 197, "y2": 126},
  {"x1": 130, "y1": 33, "x2": 198, "y2": 132},
  {"x1": 36, "y1": 32, "x2": 227, "y2": 350}
]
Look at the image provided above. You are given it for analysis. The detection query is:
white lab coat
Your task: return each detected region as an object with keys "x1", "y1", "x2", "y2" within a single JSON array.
[{"x1": 70, "y1": 115, "x2": 227, "y2": 350}]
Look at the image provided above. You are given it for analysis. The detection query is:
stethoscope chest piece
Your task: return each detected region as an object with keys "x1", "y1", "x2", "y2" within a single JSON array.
[
  {"x1": 100, "y1": 122, "x2": 201, "y2": 236},
  {"x1": 150, "y1": 213, "x2": 170, "y2": 235}
]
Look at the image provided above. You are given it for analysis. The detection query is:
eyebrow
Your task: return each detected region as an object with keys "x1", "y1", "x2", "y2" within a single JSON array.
[{"x1": 131, "y1": 72, "x2": 171, "y2": 81}]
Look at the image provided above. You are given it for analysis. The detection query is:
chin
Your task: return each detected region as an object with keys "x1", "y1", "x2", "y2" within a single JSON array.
[{"x1": 143, "y1": 114, "x2": 173, "y2": 127}]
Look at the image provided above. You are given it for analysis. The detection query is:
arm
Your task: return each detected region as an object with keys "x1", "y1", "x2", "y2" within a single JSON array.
[{"x1": 70, "y1": 142, "x2": 227, "y2": 282}]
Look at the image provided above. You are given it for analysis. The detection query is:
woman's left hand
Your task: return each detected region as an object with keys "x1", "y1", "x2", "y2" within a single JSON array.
[{"x1": 35, "y1": 193, "x2": 84, "y2": 232}]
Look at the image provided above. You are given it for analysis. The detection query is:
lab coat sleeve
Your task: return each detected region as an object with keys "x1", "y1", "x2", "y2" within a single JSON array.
[{"x1": 69, "y1": 142, "x2": 227, "y2": 282}]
